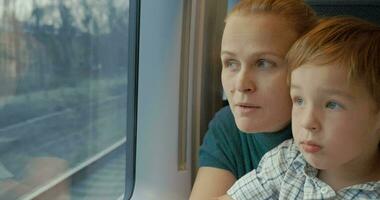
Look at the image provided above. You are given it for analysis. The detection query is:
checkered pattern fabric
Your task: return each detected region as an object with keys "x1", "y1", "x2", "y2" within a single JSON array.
[{"x1": 227, "y1": 139, "x2": 380, "y2": 200}]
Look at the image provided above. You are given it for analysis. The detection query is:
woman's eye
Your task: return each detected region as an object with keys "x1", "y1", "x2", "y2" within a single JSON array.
[
  {"x1": 325, "y1": 101, "x2": 343, "y2": 110},
  {"x1": 256, "y1": 59, "x2": 275, "y2": 68},
  {"x1": 224, "y1": 60, "x2": 239, "y2": 69},
  {"x1": 292, "y1": 97, "x2": 304, "y2": 106}
]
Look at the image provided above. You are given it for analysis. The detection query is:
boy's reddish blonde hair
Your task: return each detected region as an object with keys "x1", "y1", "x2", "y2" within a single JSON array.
[
  {"x1": 228, "y1": 0, "x2": 317, "y2": 36},
  {"x1": 287, "y1": 16, "x2": 380, "y2": 106}
]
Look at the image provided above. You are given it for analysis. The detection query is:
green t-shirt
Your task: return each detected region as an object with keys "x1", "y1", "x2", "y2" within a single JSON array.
[{"x1": 199, "y1": 106, "x2": 292, "y2": 179}]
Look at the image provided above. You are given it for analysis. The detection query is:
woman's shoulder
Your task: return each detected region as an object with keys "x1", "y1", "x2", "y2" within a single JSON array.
[
  {"x1": 199, "y1": 106, "x2": 241, "y2": 173},
  {"x1": 208, "y1": 106, "x2": 292, "y2": 142},
  {"x1": 207, "y1": 106, "x2": 239, "y2": 134},
  {"x1": 213, "y1": 105, "x2": 234, "y2": 122}
]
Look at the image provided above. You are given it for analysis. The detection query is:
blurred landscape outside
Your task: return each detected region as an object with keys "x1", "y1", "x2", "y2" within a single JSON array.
[{"x1": 0, "y1": 0, "x2": 129, "y2": 199}]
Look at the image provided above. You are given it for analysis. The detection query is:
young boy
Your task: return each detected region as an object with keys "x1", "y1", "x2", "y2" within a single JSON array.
[{"x1": 219, "y1": 16, "x2": 380, "y2": 200}]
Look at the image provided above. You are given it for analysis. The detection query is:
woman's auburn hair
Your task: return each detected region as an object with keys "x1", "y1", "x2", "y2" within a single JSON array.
[
  {"x1": 287, "y1": 16, "x2": 380, "y2": 106},
  {"x1": 227, "y1": 0, "x2": 318, "y2": 37}
]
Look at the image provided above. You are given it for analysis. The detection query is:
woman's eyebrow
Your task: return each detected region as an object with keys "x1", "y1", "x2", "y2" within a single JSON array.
[
  {"x1": 221, "y1": 50, "x2": 283, "y2": 59},
  {"x1": 220, "y1": 51, "x2": 235, "y2": 56},
  {"x1": 290, "y1": 84, "x2": 301, "y2": 90}
]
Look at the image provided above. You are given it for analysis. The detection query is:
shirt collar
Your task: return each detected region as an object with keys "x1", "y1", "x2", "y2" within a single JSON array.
[{"x1": 292, "y1": 146, "x2": 380, "y2": 193}]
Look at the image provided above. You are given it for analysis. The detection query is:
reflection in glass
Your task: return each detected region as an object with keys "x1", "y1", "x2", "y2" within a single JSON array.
[{"x1": 0, "y1": 0, "x2": 129, "y2": 199}]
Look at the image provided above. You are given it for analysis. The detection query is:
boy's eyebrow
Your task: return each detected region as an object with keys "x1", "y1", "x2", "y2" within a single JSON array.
[
  {"x1": 290, "y1": 84, "x2": 356, "y2": 100},
  {"x1": 319, "y1": 88, "x2": 355, "y2": 100}
]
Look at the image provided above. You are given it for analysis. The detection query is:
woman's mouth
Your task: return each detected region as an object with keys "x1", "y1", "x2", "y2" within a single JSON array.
[{"x1": 235, "y1": 103, "x2": 261, "y2": 114}]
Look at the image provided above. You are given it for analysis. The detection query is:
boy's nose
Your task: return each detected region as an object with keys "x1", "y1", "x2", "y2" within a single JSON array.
[{"x1": 300, "y1": 108, "x2": 321, "y2": 133}]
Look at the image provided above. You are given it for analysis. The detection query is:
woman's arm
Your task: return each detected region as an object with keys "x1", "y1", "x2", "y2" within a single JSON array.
[
  {"x1": 189, "y1": 167, "x2": 236, "y2": 200},
  {"x1": 217, "y1": 195, "x2": 234, "y2": 200}
]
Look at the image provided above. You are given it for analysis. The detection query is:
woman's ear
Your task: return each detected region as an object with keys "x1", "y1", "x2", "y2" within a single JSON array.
[
  {"x1": 377, "y1": 115, "x2": 380, "y2": 147},
  {"x1": 374, "y1": 109, "x2": 380, "y2": 134}
]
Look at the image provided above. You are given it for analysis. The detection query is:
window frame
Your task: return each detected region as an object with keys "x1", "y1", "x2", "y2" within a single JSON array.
[{"x1": 124, "y1": 0, "x2": 140, "y2": 199}]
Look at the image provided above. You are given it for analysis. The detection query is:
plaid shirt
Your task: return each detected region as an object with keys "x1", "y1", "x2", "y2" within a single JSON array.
[{"x1": 227, "y1": 139, "x2": 380, "y2": 200}]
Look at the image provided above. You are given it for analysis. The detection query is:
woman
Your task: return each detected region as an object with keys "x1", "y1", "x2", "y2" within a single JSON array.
[{"x1": 189, "y1": 0, "x2": 317, "y2": 199}]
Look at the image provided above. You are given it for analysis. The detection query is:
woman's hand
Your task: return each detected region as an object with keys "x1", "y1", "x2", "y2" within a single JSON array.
[{"x1": 189, "y1": 167, "x2": 236, "y2": 200}]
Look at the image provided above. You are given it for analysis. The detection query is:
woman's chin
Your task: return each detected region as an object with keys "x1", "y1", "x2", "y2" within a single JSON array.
[
  {"x1": 235, "y1": 118, "x2": 289, "y2": 133},
  {"x1": 235, "y1": 120, "x2": 266, "y2": 133}
]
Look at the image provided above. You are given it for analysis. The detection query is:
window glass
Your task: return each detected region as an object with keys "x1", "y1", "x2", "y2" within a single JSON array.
[
  {"x1": 228, "y1": 0, "x2": 239, "y2": 11},
  {"x1": 0, "y1": 0, "x2": 130, "y2": 199}
]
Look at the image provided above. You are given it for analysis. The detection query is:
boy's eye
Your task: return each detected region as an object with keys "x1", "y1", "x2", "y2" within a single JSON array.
[
  {"x1": 256, "y1": 59, "x2": 275, "y2": 68},
  {"x1": 325, "y1": 101, "x2": 343, "y2": 110}
]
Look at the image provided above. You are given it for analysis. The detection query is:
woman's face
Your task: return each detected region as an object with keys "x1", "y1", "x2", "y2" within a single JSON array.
[{"x1": 221, "y1": 14, "x2": 298, "y2": 133}]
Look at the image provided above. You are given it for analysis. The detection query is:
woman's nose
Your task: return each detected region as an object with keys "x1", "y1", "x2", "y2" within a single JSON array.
[{"x1": 235, "y1": 69, "x2": 256, "y2": 93}]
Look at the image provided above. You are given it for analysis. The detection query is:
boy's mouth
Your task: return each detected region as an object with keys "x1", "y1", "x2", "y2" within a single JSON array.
[{"x1": 300, "y1": 141, "x2": 321, "y2": 153}]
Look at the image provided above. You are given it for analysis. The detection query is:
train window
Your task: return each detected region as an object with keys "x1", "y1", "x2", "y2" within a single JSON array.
[{"x1": 0, "y1": 0, "x2": 137, "y2": 199}]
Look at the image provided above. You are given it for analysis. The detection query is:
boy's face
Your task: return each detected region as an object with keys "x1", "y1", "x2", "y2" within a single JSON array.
[{"x1": 290, "y1": 63, "x2": 380, "y2": 170}]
